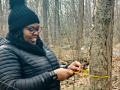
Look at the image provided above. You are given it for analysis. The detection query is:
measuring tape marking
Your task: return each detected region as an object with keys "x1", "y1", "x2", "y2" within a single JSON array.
[{"x1": 70, "y1": 69, "x2": 108, "y2": 78}]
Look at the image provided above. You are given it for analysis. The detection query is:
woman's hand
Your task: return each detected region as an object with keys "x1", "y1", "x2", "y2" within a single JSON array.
[
  {"x1": 67, "y1": 61, "x2": 82, "y2": 72},
  {"x1": 53, "y1": 68, "x2": 73, "y2": 81}
]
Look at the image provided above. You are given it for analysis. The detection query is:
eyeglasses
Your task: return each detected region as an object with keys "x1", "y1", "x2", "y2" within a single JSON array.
[{"x1": 25, "y1": 26, "x2": 42, "y2": 34}]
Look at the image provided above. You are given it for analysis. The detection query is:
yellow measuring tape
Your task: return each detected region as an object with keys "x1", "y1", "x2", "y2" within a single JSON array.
[{"x1": 70, "y1": 69, "x2": 108, "y2": 78}]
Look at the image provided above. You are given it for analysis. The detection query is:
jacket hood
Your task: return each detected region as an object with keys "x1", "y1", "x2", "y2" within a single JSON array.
[{"x1": 0, "y1": 37, "x2": 11, "y2": 46}]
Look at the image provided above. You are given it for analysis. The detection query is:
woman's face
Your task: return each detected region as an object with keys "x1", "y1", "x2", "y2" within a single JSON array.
[{"x1": 23, "y1": 23, "x2": 40, "y2": 45}]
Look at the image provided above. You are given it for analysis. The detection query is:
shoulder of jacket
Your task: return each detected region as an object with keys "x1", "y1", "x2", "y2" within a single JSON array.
[
  {"x1": 0, "y1": 44, "x2": 24, "y2": 65},
  {"x1": 0, "y1": 44, "x2": 21, "y2": 55},
  {"x1": 0, "y1": 44, "x2": 17, "y2": 50}
]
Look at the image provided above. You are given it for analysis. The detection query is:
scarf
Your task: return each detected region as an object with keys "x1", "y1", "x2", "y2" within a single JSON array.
[{"x1": 6, "y1": 33, "x2": 46, "y2": 56}]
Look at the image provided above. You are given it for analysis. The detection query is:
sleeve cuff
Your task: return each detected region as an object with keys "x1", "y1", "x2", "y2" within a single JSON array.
[
  {"x1": 65, "y1": 64, "x2": 70, "y2": 69},
  {"x1": 41, "y1": 72, "x2": 52, "y2": 86}
]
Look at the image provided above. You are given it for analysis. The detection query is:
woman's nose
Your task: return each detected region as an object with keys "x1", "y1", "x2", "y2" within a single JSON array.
[{"x1": 33, "y1": 30, "x2": 39, "y2": 35}]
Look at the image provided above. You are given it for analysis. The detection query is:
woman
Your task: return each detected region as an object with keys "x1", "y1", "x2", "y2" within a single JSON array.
[{"x1": 0, "y1": 0, "x2": 82, "y2": 90}]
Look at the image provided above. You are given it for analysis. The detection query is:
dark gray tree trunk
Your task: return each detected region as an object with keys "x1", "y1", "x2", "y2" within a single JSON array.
[
  {"x1": 76, "y1": 0, "x2": 84, "y2": 60},
  {"x1": 57, "y1": 0, "x2": 62, "y2": 59},
  {"x1": 43, "y1": 0, "x2": 49, "y2": 45},
  {"x1": 54, "y1": 0, "x2": 59, "y2": 45},
  {"x1": 90, "y1": 0, "x2": 114, "y2": 89},
  {"x1": 71, "y1": 0, "x2": 76, "y2": 53},
  {"x1": 0, "y1": 0, "x2": 3, "y2": 36},
  {"x1": 5, "y1": 0, "x2": 9, "y2": 35}
]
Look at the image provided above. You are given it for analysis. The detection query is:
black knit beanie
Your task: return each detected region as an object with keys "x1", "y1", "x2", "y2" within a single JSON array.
[{"x1": 8, "y1": 0, "x2": 40, "y2": 33}]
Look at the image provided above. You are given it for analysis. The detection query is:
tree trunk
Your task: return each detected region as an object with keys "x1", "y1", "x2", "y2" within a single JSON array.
[
  {"x1": 76, "y1": 0, "x2": 84, "y2": 60},
  {"x1": 88, "y1": 0, "x2": 92, "y2": 40},
  {"x1": 71, "y1": 1, "x2": 76, "y2": 89},
  {"x1": 43, "y1": 0, "x2": 49, "y2": 45},
  {"x1": 71, "y1": 0, "x2": 75, "y2": 59},
  {"x1": 54, "y1": 0, "x2": 59, "y2": 45},
  {"x1": 84, "y1": 0, "x2": 88, "y2": 37},
  {"x1": 0, "y1": 0, "x2": 3, "y2": 37},
  {"x1": 90, "y1": 0, "x2": 114, "y2": 90},
  {"x1": 5, "y1": 0, "x2": 9, "y2": 35},
  {"x1": 115, "y1": 0, "x2": 118, "y2": 19},
  {"x1": 0, "y1": 0, "x2": 2, "y2": 36},
  {"x1": 57, "y1": 0, "x2": 62, "y2": 60},
  {"x1": 35, "y1": 0, "x2": 39, "y2": 15}
]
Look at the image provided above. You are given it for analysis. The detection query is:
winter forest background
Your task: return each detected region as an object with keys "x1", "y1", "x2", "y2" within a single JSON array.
[{"x1": 0, "y1": 0, "x2": 120, "y2": 90}]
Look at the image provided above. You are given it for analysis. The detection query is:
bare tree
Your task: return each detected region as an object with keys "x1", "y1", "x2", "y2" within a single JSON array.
[
  {"x1": 5, "y1": 0, "x2": 9, "y2": 34},
  {"x1": 54, "y1": 0, "x2": 59, "y2": 45},
  {"x1": 76, "y1": 0, "x2": 84, "y2": 60},
  {"x1": 84, "y1": 0, "x2": 92, "y2": 42},
  {"x1": 0, "y1": 0, "x2": 2, "y2": 37},
  {"x1": 89, "y1": 0, "x2": 114, "y2": 89},
  {"x1": 43, "y1": 0, "x2": 49, "y2": 45},
  {"x1": 71, "y1": 0, "x2": 75, "y2": 59},
  {"x1": 35, "y1": 0, "x2": 39, "y2": 14},
  {"x1": 115, "y1": 0, "x2": 118, "y2": 19}
]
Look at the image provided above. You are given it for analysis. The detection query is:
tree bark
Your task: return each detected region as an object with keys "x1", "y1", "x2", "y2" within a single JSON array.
[
  {"x1": 57, "y1": 0, "x2": 62, "y2": 60},
  {"x1": 35, "y1": 0, "x2": 39, "y2": 15},
  {"x1": 76, "y1": 0, "x2": 84, "y2": 60},
  {"x1": 43, "y1": 0, "x2": 49, "y2": 45},
  {"x1": 88, "y1": 0, "x2": 92, "y2": 39},
  {"x1": 54, "y1": 0, "x2": 59, "y2": 45},
  {"x1": 71, "y1": 0, "x2": 76, "y2": 54},
  {"x1": 5, "y1": 0, "x2": 9, "y2": 35},
  {"x1": 115, "y1": 0, "x2": 118, "y2": 19},
  {"x1": 0, "y1": 0, "x2": 3, "y2": 37},
  {"x1": 90, "y1": 0, "x2": 114, "y2": 90}
]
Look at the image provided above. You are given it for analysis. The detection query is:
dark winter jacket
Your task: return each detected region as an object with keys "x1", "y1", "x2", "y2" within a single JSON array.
[{"x1": 0, "y1": 35, "x2": 68, "y2": 90}]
